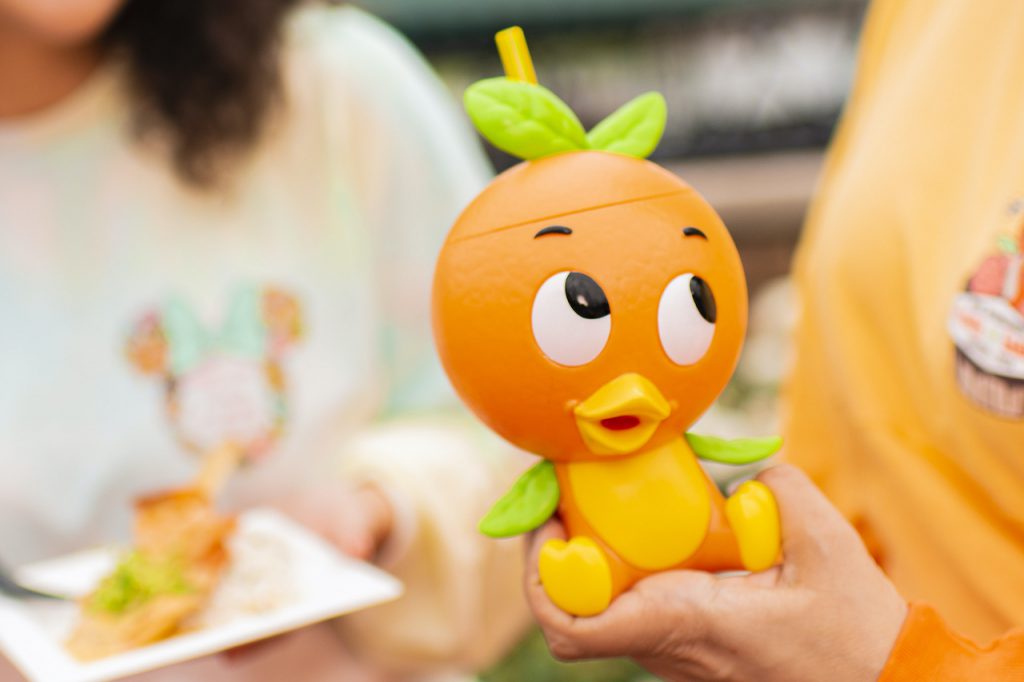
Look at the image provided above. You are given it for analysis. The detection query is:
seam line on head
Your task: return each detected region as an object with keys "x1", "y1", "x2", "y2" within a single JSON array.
[{"x1": 450, "y1": 188, "x2": 691, "y2": 244}]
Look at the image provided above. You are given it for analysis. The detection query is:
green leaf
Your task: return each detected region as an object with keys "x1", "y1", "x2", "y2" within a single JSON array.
[
  {"x1": 685, "y1": 433, "x2": 782, "y2": 465},
  {"x1": 479, "y1": 460, "x2": 560, "y2": 538},
  {"x1": 464, "y1": 78, "x2": 588, "y2": 160},
  {"x1": 586, "y1": 91, "x2": 667, "y2": 158}
]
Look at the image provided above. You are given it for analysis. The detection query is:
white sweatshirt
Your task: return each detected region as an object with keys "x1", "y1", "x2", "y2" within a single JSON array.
[{"x1": 0, "y1": 5, "x2": 528, "y2": 677}]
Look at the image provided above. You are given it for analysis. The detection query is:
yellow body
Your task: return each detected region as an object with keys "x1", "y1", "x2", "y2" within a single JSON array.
[
  {"x1": 539, "y1": 433, "x2": 780, "y2": 616},
  {"x1": 567, "y1": 438, "x2": 711, "y2": 570}
]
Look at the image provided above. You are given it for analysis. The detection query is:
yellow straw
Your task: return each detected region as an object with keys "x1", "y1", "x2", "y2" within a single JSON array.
[{"x1": 496, "y1": 26, "x2": 538, "y2": 84}]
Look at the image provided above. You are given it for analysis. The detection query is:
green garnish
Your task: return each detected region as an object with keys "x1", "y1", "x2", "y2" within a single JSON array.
[{"x1": 88, "y1": 550, "x2": 192, "y2": 614}]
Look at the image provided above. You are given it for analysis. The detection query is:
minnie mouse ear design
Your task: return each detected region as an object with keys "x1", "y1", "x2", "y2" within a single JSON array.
[{"x1": 125, "y1": 285, "x2": 303, "y2": 460}]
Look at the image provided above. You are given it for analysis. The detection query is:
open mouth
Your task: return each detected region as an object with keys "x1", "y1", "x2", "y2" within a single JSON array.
[
  {"x1": 574, "y1": 373, "x2": 671, "y2": 456},
  {"x1": 600, "y1": 415, "x2": 641, "y2": 431}
]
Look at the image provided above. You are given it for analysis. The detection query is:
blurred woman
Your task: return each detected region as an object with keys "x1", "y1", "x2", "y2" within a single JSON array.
[{"x1": 0, "y1": 1, "x2": 527, "y2": 679}]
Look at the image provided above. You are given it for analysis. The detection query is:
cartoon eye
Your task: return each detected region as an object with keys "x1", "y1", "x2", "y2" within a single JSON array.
[
  {"x1": 532, "y1": 271, "x2": 611, "y2": 366},
  {"x1": 658, "y1": 274, "x2": 716, "y2": 366}
]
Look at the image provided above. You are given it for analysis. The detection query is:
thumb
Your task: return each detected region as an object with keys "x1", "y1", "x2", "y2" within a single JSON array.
[{"x1": 756, "y1": 464, "x2": 865, "y2": 576}]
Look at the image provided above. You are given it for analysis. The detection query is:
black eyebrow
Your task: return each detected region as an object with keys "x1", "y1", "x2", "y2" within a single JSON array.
[
  {"x1": 682, "y1": 226, "x2": 707, "y2": 239},
  {"x1": 534, "y1": 225, "x2": 573, "y2": 238}
]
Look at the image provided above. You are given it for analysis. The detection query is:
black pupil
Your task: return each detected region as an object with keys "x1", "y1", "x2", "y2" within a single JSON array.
[
  {"x1": 690, "y1": 276, "x2": 716, "y2": 323},
  {"x1": 564, "y1": 272, "x2": 610, "y2": 319}
]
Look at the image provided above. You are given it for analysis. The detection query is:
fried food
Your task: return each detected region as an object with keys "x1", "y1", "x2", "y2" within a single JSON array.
[{"x1": 66, "y1": 487, "x2": 236, "y2": 661}]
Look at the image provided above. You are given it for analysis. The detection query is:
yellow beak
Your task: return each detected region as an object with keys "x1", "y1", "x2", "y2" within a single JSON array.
[{"x1": 574, "y1": 373, "x2": 671, "y2": 456}]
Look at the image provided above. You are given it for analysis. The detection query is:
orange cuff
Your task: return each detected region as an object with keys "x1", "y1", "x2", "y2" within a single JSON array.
[{"x1": 881, "y1": 603, "x2": 1024, "y2": 681}]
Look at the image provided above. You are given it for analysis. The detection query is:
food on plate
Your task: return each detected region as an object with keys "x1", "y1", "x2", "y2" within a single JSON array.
[{"x1": 66, "y1": 454, "x2": 238, "y2": 660}]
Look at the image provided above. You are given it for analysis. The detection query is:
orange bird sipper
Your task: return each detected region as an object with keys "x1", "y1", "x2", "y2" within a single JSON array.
[{"x1": 431, "y1": 29, "x2": 783, "y2": 616}]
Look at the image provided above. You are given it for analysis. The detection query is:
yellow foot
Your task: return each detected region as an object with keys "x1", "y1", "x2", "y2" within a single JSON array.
[
  {"x1": 725, "y1": 480, "x2": 781, "y2": 572},
  {"x1": 538, "y1": 536, "x2": 613, "y2": 616}
]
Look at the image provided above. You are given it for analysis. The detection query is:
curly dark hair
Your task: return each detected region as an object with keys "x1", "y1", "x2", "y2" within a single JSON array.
[{"x1": 101, "y1": 0, "x2": 305, "y2": 188}]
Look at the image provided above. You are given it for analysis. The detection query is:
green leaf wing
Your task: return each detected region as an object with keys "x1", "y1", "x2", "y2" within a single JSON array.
[
  {"x1": 586, "y1": 91, "x2": 667, "y2": 158},
  {"x1": 479, "y1": 460, "x2": 560, "y2": 538},
  {"x1": 685, "y1": 433, "x2": 782, "y2": 465},
  {"x1": 464, "y1": 78, "x2": 588, "y2": 160}
]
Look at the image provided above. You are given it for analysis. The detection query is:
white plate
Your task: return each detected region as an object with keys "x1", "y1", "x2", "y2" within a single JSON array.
[{"x1": 0, "y1": 508, "x2": 403, "y2": 682}]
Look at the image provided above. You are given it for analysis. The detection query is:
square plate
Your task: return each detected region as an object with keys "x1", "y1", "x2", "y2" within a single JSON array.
[{"x1": 0, "y1": 509, "x2": 403, "y2": 682}]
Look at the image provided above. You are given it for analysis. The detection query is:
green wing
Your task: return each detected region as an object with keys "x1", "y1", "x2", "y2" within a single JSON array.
[
  {"x1": 479, "y1": 460, "x2": 560, "y2": 538},
  {"x1": 685, "y1": 433, "x2": 782, "y2": 465}
]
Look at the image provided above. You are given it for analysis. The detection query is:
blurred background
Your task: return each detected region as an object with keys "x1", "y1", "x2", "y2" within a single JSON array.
[{"x1": 352, "y1": 0, "x2": 868, "y2": 678}]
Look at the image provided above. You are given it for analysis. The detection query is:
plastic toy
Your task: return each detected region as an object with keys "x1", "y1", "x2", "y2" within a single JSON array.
[{"x1": 432, "y1": 27, "x2": 782, "y2": 616}]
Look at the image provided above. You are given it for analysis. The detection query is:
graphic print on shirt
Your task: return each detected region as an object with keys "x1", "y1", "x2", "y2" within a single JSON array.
[
  {"x1": 125, "y1": 285, "x2": 304, "y2": 460},
  {"x1": 948, "y1": 202, "x2": 1024, "y2": 418}
]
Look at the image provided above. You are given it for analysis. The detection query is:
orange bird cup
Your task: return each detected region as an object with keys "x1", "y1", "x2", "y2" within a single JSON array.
[{"x1": 432, "y1": 27, "x2": 783, "y2": 616}]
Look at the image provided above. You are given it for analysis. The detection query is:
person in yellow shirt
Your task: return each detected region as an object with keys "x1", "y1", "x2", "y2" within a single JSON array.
[{"x1": 524, "y1": 0, "x2": 1024, "y2": 679}]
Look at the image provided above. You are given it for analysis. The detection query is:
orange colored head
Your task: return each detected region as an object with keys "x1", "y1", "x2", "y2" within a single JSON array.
[
  {"x1": 433, "y1": 150, "x2": 747, "y2": 461},
  {"x1": 433, "y1": 34, "x2": 748, "y2": 461}
]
